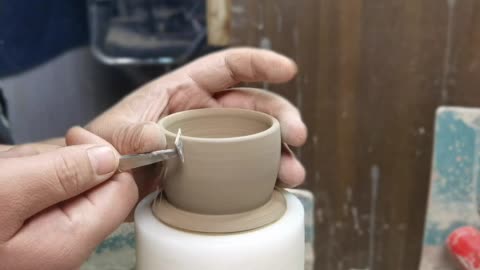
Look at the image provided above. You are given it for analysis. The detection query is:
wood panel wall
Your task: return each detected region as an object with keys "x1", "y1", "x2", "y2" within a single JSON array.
[{"x1": 230, "y1": 0, "x2": 480, "y2": 269}]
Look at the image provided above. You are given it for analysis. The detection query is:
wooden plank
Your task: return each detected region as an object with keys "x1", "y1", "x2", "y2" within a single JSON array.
[
  {"x1": 206, "y1": 0, "x2": 232, "y2": 46},
  {"x1": 231, "y1": 0, "x2": 454, "y2": 269},
  {"x1": 447, "y1": 0, "x2": 480, "y2": 105}
]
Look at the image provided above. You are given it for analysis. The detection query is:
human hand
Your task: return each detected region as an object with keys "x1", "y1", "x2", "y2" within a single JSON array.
[
  {"x1": 0, "y1": 128, "x2": 138, "y2": 270},
  {"x1": 87, "y1": 48, "x2": 307, "y2": 194}
]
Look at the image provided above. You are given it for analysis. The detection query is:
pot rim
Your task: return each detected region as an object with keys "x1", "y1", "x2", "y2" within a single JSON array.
[{"x1": 158, "y1": 108, "x2": 280, "y2": 143}]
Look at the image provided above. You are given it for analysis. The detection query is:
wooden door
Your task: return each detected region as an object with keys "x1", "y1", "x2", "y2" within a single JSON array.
[{"x1": 227, "y1": 0, "x2": 480, "y2": 269}]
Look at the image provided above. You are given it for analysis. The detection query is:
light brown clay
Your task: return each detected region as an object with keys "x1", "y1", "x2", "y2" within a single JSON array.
[
  {"x1": 154, "y1": 108, "x2": 285, "y2": 232},
  {"x1": 152, "y1": 189, "x2": 286, "y2": 233}
]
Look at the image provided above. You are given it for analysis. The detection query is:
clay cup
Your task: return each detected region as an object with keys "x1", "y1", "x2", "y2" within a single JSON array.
[{"x1": 157, "y1": 108, "x2": 281, "y2": 215}]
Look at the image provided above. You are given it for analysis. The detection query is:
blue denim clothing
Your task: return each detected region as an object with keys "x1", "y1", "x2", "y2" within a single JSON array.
[{"x1": 0, "y1": 0, "x2": 89, "y2": 77}]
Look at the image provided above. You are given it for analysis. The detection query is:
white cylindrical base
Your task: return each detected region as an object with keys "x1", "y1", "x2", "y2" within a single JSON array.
[{"x1": 135, "y1": 191, "x2": 305, "y2": 270}]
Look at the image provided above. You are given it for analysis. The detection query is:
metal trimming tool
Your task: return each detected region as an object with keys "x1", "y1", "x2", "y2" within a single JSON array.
[{"x1": 118, "y1": 129, "x2": 184, "y2": 172}]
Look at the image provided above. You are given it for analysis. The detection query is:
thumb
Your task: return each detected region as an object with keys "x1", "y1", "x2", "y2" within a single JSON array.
[
  {"x1": 88, "y1": 120, "x2": 167, "y2": 155},
  {"x1": 0, "y1": 144, "x2": 118, "y2": 242}
]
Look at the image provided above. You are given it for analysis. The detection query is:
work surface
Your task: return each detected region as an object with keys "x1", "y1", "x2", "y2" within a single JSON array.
[{"x1": 81, "y1": 189, "x2": 315, "y2": 270}]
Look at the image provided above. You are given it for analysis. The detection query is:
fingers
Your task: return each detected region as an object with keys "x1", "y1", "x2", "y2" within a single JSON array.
[
  {"x1": 0, "y1": 143, "x2": 118, "y2": 242},
  {"x1": 66, "y1": 126, "x2": 113, "y2": 146},
  {"x1": 3, "y1": 173, "x2": 138, "y2": 270},
  {"x1": 84, "y1": 48, "x2": 296, "y2": 154},
  {"x1": 63, "y1": 173, "x2": 138, "y2": 254},
  {"x1": 278, "y1": 145, "x2": 306, "y2": 187},
  {"x1": 0, "y1": 143, "x2": 60, "y2": 158},
  {"x1": 87, "y1": 121, "x2": 166, "y2": 155},
  {"x1": 176, "y1": 48, "x2": 298, "y2": 93},
  {"x1": 215, "y1": 87, "x2": 308, "y2": 147}
]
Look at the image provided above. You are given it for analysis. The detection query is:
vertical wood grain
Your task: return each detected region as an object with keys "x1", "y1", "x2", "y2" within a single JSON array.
[
  {"x1": 229, "y1": 0, "x2": 473, "y2": 269},
  {"x1": 207, "y1": 0, "x2": 232, "y2": 46}
]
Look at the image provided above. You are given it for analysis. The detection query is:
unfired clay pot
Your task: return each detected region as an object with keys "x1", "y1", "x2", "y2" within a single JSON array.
[{"x1": 154, "y1": 108, "x2": 285, "y2": 232}]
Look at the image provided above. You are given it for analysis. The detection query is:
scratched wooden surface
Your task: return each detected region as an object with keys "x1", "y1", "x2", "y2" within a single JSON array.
[{"x1": 230, "y1": 0, "x2": 480, "y2": 269}]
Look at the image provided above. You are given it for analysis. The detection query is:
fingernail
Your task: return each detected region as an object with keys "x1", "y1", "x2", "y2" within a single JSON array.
[{"x1": 87, "y1": 146, "x2": 117, "y2": 175}]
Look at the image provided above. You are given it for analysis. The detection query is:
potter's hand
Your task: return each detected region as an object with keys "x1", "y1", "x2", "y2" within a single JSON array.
[
  {"x1": 87, "y1": 48, "x2": 307, "y2": 188},
  {"x1": 0, "y1": 128, "x2": 138, "y2": 270}
]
